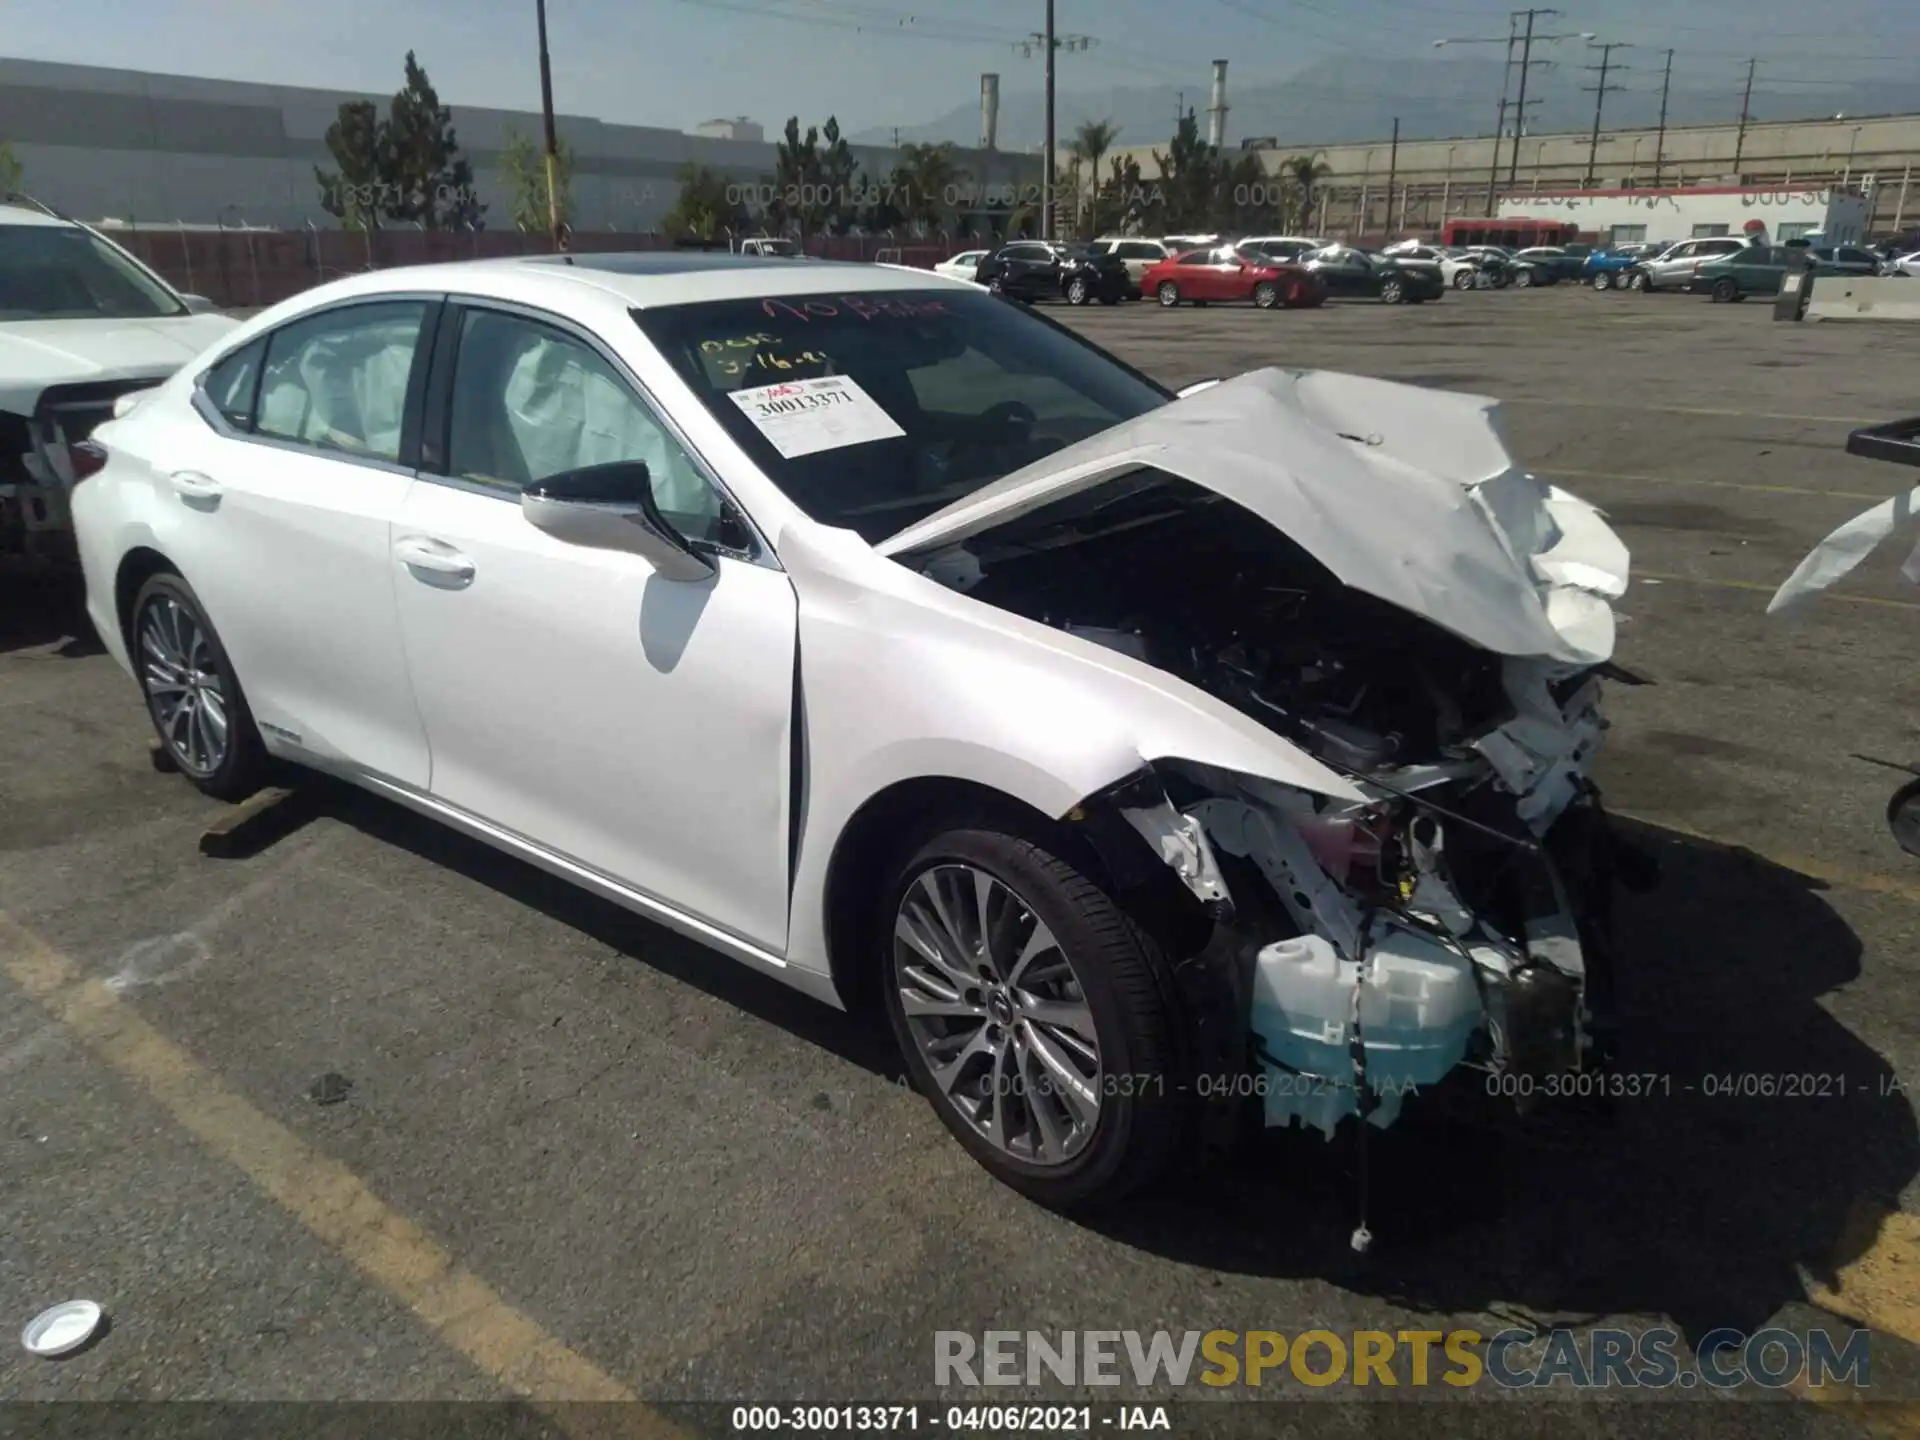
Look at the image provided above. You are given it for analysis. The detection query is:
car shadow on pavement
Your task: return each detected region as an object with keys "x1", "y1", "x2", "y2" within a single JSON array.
[
  {"x1": 0, "y1": 562, "x2": 104, "y2": 657},
  {"x1": 1078, "y1": 818, "x2": 1918, "y2": 1348},
  {"x1": 313, "y1": 779, "x2": 909, "y2": 1084}
]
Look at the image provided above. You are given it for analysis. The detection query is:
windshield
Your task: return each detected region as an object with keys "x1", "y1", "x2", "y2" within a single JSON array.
[
  {"x1": 633, "y1": 288, "x2": 1172, "y2": 543},
  {"x1": 0, "y1": 224, "x2": 186, "y2": 320}
]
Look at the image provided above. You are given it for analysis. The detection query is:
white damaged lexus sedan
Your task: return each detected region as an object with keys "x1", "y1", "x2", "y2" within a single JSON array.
[{"x1": 72, "y1": 252, "x2": 1642, "y2": 1211}]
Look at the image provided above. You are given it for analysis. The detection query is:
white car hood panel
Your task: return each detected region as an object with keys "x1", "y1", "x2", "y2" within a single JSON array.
[
  {"x1": 0, "y1": 314, "x2": 239, "y2": 413},
  {"x1": 877, "y1": 367, "x2": 1628, "y2": 665}
]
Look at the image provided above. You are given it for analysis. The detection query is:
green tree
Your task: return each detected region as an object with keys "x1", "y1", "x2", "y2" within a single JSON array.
[
  {"x1": 1069, "y1": 118, "x2": 1121, "y2": 237},
  {"x1": 661, "y1": 162, "x2": 744, "y2": 239},
  {"x1": 383, "y1": 51, "x2": 482, "y2": 228},
  {"x1": 817, "y1": 116, "x2": 863, "y2": 235},
  {"x1": 1097, "y1": 154, "x2": 1154, "y2": 233},
  {"x1": 1280, "y1": 153, "x2": 1333, "y2": 232},
  {"x1": 1151, "y1": 108, "x2": 1227, "y2": 232},
  {"x1": 499, "y1": 126, "x2": 575, "y2": 233},
  {"x1": 763, "y1": 117, "x2": 825, "y2": 238},
  {"x1": 894, "y1": 142, "x2": 964, "y2": 232},
  {"x1": 314, "y1": 99, "x2": 389, "y2": 232}
]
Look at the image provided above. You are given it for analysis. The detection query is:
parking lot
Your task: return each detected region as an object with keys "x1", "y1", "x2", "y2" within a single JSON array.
[{"x1": 5, "y1": 282, "x2": 1920, "y2": 1436}]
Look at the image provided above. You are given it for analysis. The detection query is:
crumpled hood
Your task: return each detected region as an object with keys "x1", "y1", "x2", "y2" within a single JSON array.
[
  {"x1": 877, "y1": 366, "x2": 1629, "y2": 664},
  {"x1": 0, "y1": 314, "x2": 239, "y2": 414}
]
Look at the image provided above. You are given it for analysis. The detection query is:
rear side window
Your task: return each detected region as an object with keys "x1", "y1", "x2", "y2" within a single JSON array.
[{"x1": 202, "y1": 337, "x2": 266, "y2": 430}]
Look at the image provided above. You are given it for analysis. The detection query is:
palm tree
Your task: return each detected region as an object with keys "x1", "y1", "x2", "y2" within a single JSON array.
[
  {"x1": 1069, "y1": 118, "x2": 1121, "y2": 237},
  {"x1": 1281, "y1": 153, "x2": 1333, "y2": 232}
]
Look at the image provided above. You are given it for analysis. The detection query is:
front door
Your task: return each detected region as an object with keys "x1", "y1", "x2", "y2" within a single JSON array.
[{"x1": 389, "y1": 302, "x2": 799, "y2": 953}]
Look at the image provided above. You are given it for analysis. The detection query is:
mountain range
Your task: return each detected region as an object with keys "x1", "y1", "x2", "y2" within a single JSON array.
[{"x1": 850, "y1": 56, "x2": 1920, "y2": 151}]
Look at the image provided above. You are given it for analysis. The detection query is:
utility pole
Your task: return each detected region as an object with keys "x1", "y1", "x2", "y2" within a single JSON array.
[
  {"x1": 1732, "y1": 57, "x2": 1757, "y2": 176},
  {"x1": 1385, "y1": 117, "x2": 1399, "y2": 237},
  {"x1": 535, "y1": 0, "x2": 565, "y2": 251},
  {"x1": 1485, "y1": 96, "x2": 1508, "y2": 217},
  {"x1": 1043, "y1": 0, "x2": 1056, "y2": 240},
  {"x1": 1507, "y1": 9, "x2": 1545, "y2": 185},
  {"x1": 1651, "y1": 47, "x2": 1674, "y2": 186},
  {"x1": 1582, "y1": 42, "x2": 1631, "y2": 188}
]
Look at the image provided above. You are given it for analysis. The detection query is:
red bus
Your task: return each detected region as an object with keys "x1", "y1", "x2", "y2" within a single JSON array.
[{"x1": 1440, "y1": 217, "x2": 1581, "y2": 249}]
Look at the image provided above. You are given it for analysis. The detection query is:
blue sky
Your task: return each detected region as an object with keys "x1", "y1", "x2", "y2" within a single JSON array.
[{"x1": 7, "y1": 0, "x2": 1919, "y2": 135}]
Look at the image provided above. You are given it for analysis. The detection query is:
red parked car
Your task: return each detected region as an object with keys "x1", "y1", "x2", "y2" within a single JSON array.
[{"x1": 1140, "y1": 245, "x2": 1327, "y2": 309}]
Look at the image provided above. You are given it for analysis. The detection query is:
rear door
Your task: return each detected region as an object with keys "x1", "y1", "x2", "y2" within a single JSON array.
[{"x1": 154, "y1": 297, "x2": 439, "y2": 786}]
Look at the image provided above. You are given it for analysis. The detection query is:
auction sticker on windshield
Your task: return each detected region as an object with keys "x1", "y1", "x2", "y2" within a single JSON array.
[{"x1": 729, "y1": 375, "x2": 905, "y2": 459}]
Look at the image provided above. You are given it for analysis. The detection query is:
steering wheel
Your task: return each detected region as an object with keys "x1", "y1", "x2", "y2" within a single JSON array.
[{"x1": 978, "y1": 399, "x2": 1038, "y2": 437}]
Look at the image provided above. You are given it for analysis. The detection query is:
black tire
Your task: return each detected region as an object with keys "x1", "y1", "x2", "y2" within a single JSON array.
[
  {"x1": 1591, "y1": 271, "x2": 1613, "y2": 291},
  {"x1": 1452, "y1": 268, "x2": 1475, "y2": 290},
  {"x1": 987, "y1": 276, "x2": 1006, "y2": 296},
  {"x1": 1252, "y1": 281, "x2": 1280, "y2": 309},
  {"x1": 1513, "y1": 269, "x2": 1533, "y2": 289},
  {"x1": 879, "y1": 825, "x2": 1186, "y2": 1209},
  {"x1": 1066, "y1": 277, "x2": 1091, "y2": 305},
  {"x1": 1380, "y1": 277, "x2": 1406, "y2": 304},
  {"x1": 1711, "y1": 276, "x2": 1739, "y2": 303},
  {"x1": 1888, "y1": 778, "x2": 1920, "y2": 858},
  {"x1": 1626, "y1": 269, "x2": 1647, "y2": 291},
  {"x1": 129, "y1": 571, "x2": 270, "y2": 802},
  {"x1": 1156, "y1": 281, "x2": 1180, "y2": 307}
]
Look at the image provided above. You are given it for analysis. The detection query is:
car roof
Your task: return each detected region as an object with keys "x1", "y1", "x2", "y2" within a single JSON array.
[
  {"x1": 257, "y1": 251, "x2": 978, "y2": 313},
  {"x1": 0, "y1": 202, "x2": 76, "y2": 228}
]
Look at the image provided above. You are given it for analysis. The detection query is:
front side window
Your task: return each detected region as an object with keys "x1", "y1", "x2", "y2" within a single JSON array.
[
  {"x1": 256, "y1": 301, "x2": 428, "y2": 463},
  {"x1": 0, "y1": 223, "x2": 186, "y2": 321},
  {"x1": 634, "y1": 288, "x2": 1170, "y2": 544},
  {"x1": 444, "y1": 308, "x2": 727, "y2": 544}
]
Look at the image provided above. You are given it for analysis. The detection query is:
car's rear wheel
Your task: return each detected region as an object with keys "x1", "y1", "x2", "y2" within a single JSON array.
[
  {"x1": 1252, "y1": 281, "x2": 1280, "y2": 309},
  {"x1": 1066, "y1": 277, "x2": 1091, "y2": 305},
  {"x1": 881, "y1": 826, "x2": 1185, "y2": 1209},
  {"x1": 1591, "y1": 271, "x2": 1613, "y2": 290},
  {"x1": 1380, "y1": 277, "x2": 1406, "y2": 304},
  {"x1": 1156, "y1": 282, "x2": 1180, "y2": 307},
  {"x1": 131, "y1": 572, "x2": 269, "y2": 802}
]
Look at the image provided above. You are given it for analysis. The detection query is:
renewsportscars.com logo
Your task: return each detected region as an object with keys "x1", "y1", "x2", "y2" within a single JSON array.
[{"x1": 934, "y1": 1327, "x2": 1872, "y2": 1390}]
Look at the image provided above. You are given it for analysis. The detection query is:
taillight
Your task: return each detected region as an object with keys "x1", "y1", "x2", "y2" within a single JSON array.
[{"x1": 69, "y1": 440, "x2": 109, "y2": 483}]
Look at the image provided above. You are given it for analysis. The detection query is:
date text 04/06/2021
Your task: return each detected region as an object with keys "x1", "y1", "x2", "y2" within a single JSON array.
[
  {"x1": 729, "y1": 1405, "x2": 1171, "y2": 1432},
  {"x1": 930, "y1": 1069, "x2": 1908, "y2": 1103}
]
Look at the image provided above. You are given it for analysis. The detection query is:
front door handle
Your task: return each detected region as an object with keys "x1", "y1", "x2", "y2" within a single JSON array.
[
  {"x1": 394, "y1": 535, "x2": 476, "y2": 584},
  {"x1": 169, "y1": 470, "x2": 223, "y2": 503}
]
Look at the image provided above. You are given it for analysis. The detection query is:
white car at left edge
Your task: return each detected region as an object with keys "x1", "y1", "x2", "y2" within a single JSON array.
[
  {"x1": 71, "y1": 250, "x2": 1645, "y2": 1215},
  {"x1": 1, "y1": 197, "x2": 233, "y2": 560}
]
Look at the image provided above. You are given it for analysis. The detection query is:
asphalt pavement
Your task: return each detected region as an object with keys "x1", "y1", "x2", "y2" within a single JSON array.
[{"x1": 2, "y1": 283, "x2": 1918, "y2": 1438}]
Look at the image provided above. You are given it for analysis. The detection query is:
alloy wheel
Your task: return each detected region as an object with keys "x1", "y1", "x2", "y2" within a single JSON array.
[
  {"x1": 1067, "y1": 278, "x2": 1089, "y2": 304},
  {"x1": 139, "y1": 595, "x2": 230, "y2": 776},
  {"x1": 893, "y1": 863, "x2": 1102, "y2": 1166}
]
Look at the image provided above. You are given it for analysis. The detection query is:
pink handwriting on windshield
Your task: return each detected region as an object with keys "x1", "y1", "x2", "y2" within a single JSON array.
[{"x1": 760, "y1": 296, "x2": 951, "y2": 322}]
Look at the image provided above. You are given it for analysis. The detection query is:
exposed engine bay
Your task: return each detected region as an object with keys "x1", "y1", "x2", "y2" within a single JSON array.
[{"x1": 904, "y1": 463, "x2": 1645, "y2": 1162}]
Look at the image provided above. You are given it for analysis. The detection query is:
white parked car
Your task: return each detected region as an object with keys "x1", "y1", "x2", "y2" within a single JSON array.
[
  {"x1": 1087, "y1": 236, "x2": 1172, "y2": 296},
  {"x1": 74, "y1": 252, "x2": 1640, "y2": 1208},
  {"x1": 933, "y1": 249, "x2": 989, "y2": 283},
  {"x1": 1389, "y1": 244, "x2": 1489, "y2": 291},
  {"x1": 1891, "y1": 251, "x2": 1920, "y2": 278},
  {"x1": 1, "y1": 199, "x2": 234, "y2": 557}
]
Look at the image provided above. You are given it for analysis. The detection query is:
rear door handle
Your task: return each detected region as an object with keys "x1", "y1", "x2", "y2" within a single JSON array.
[
  {"x1": 394, "y1": 535, "x2": 476, "y2": 584},
  {"x1": 169, "y1": 470, "x2": 223, "y2": 502}
]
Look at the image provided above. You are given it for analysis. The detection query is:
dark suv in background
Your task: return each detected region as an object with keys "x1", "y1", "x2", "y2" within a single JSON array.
[{"x1": 974, "y1": 242, "x2": 1130, "y2": 305}]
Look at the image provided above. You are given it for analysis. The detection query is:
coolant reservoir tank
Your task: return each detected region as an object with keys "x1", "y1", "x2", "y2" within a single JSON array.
[{"x1": 1250, "y1": 927, "x2": 1485, "y2": 1091}]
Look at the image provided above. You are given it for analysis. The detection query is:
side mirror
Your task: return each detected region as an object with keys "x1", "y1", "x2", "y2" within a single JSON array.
[
  {"x1": 520, "y1": 460, "x2": 716, "y2": 582},
  {"x1": 180, "y1": 294, "x2": 220, "y2": 315}
]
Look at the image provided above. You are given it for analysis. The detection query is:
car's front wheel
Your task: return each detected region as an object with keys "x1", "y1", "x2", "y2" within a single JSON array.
[
  {"x1": 1066, "y1": 277, "x2": 1091, "y2": 305},
  {"x1": 881, "y1": 826, "x2": 1184, "y2": 1209},
  {"x1": 1591, "y1": 271, "x2": 1613, "y2": 290},
  {"x1": 130, "y1": 571, "x2": 269, "y2": 802},
  {"x1": 1710, "y1": 276, "x2": 1740, "y2": 303},
  {"x1": 1513, "y1": 269, "x2": 1534, "y2": 289},
  {"x1": 1380, "y1": 277, "x2": 1406, "y2": 303},
  {"x1": 1452, "y1": 268, "x2": 1475, "y2": 290},
  {"x1": 1252, "y1": 280, "x2": 1280, "y2": 309},
  {"x1": 1156, "y1": 282, "x2": 1180, "y2": 306}
]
